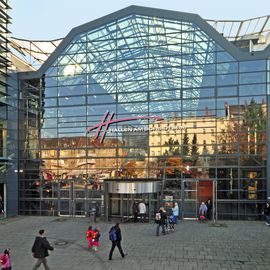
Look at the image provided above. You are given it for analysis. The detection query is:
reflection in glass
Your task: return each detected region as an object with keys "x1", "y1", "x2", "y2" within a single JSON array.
[{"x1": 19, "y1": 13, "x2": 268, "y2": 219}]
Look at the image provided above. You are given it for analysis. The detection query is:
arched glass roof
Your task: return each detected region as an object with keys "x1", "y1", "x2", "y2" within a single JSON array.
[
  {"x1": 46, "y1": 14, "x2": 220, "y2": 114},
  {"x1": 10, "y1": 14, "x2": 270, "y2": 71}
]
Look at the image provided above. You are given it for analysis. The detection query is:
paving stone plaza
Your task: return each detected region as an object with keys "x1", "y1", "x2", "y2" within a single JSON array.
[{"x1": 0, "y1": 216, "x2": 269, "y2": 270}]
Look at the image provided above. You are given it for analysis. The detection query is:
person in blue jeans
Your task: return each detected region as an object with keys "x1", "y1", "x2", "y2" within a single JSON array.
[{"x1": 172, "y1": 202, "x2": 179, "y2": 224}]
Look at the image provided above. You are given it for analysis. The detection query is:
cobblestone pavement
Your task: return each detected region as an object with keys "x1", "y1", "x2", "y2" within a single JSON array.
[{"x1": 0, "y1": 216, "x2": 269, "y2": 270}]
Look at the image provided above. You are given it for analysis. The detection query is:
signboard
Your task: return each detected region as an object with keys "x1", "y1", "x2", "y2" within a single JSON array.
[
  {"x1": 86, "y1": 111, "x2": 185, "y2": 142},
  {"x1": 164, "y1": 195, "x2": 173, "y2": 208}
]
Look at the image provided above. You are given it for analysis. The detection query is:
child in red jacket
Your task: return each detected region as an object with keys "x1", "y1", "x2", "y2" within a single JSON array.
[
  {"x1": 0, "y1": 248, "x2": 12, "y2": 270},
  {"x1": 86, "y1": 226, "x2": 94, "y2": 250},
  {"x1": 92, "y1": 227, "x2": 101, "y2": 251}
]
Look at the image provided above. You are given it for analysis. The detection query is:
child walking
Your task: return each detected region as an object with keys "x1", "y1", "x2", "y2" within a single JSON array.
[
  {"x1": 92, "y1": 227, "x2": 101, "y2": 251},
  {"x1": 86, "y1": 226, "x2": 94, "y2": 250},
  {"x1": 0, "y1": 248, "x2": 12, "y2": 270}
]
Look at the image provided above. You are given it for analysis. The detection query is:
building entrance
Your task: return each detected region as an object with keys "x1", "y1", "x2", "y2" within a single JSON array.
[
  {"x1": 104, "y1": 179, "x2": 161, "y2": 222},
  {"x1": 181, "y1": 179, "x2": 214, "y2": 220},
  {"x1": 108, "y1": 193, "x2": 159, "y2": 222},
  {"x1": 58, "y1": 179, "x2": 87, "y2": 216}
]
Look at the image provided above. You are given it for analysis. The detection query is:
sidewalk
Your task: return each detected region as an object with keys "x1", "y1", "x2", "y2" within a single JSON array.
[{"x1": 0, "y1": 216, "x2": 269, "y2": 270}]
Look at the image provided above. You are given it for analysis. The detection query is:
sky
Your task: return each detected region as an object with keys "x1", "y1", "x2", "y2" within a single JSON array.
[{"x1": 10, "y1": 0, "x2": 270, "y2": 40}]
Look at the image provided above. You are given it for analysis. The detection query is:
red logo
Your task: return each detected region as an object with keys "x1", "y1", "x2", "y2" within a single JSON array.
[{"x1": 87, "y1": 112, "x2": 163, "y2": 142}]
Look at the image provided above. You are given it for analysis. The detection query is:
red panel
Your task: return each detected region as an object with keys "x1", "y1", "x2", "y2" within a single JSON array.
[{"x1": 198, "y1": 181, "x2": 213, "y2": 203}]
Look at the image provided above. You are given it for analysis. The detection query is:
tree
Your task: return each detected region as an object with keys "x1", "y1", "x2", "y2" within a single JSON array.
[
  {"x1": 182, "y1": 129, "x2": 190, "y2": 156},
  {"x1": 242, "y1": 98, "x2": 266, "y2": 157},
  {"x1": 243, "y1": 99, "x2": 266, "y2": 131},
  {"x1": 218, "y1": 98, "x2": 267, "y2": 162},
  {"x1": 191, "y1": 134, "x2": 199, "y2": 165},
  {"x1": 164, "y1": 137, "x2": 180, "y2": 156},
  {"x1": 217, "y1": 120, "x2": 239, "y2": 154},
  {"x1": 161, "y1": 138, "x2": 183, "y2": 181},
  {"x1": 165, "y1": 156, "x2": 183, "y2": 176}
]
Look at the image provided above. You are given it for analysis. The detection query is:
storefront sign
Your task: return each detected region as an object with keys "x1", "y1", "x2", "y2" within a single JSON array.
[
  {"x1": 86, "y1": 111, "x2": 185, "y2": 142},
  {"x1": 164, "y1": 195, "x2": 174, "y2": 207}
]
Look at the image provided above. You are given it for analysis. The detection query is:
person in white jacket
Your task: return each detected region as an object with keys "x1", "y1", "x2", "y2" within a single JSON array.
[
  {"x1": 172, "y1": 202, "x2": 179, "y2": 224},
  {"x1": 138, "y1": 202, "x2": 146, "y2": 222}
]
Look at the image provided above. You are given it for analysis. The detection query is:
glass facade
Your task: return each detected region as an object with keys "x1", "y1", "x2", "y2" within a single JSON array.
[
  {"x1": 18, "y1": 13, "x2": 269, "y2": 219},
  {"x1": 0, "y1": 0, "x2": 10, "y2": 164},
  {"x1": 0, "y1": 0, "x2": 19, "y2": 217}
]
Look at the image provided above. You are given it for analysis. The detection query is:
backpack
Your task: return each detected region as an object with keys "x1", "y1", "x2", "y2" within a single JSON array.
[
  {"x1": 155, "y1": 212, "x2": 161, "y2": 223},
  {"x1": 109, "y1": 227, "x2": 117, "y2": 241}
]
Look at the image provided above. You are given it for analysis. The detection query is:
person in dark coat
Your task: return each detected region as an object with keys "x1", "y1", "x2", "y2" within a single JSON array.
[
  {"x1": 31, "y1": 229, "x2": 54, "y2": 270},
  {"x1": 132, "y1": 201, "x2": 139, "y2": 223},
  {"x1": 0, "y1": 196, "x2": 4, "y2": 214},
  {"x1": 156, "y1": 207, "x2": 167, "y2": 236},
  {"x1": 108, "y1": 223, "x2": 126, "y2": 260},
  {"x1": 263, "y1": 202, "x2": 270, "y2": 226},
  {"x1": 205, "y1": 199, "x2": 212, "y2": 220}
]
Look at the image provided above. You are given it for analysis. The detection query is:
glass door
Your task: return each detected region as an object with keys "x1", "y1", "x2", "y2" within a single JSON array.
[
  {"x1": 108, "y1": 194, "x2": 133, "y2": 222},
  {"x1": 107, "y1": 193, "x2": 160, "y2": 222},
  {"x1": 108, "y1": 193, "x2": 121, "y2": 218},
  {"x1": 181, "y1": 179, "x2": 214, "y2": 220},
  {"x1": 58, "y1": 180, "x2": 87, "y2": 216},
  {"x1": 122, "y1": 194, "x2": 133, "y2": 222},
  {"x1": 182, "y1": 179, "x2": 198, "y2": 219},
  {"x1": 58, "y1": 181, "x2": 71, "y2": 216},
  {"x1": 73, "y1": 179, "x2": 87, "y2": 216}
]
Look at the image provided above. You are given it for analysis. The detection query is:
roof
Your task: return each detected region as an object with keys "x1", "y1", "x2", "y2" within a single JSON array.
[
  {"x1": 207, "y1": 15, "x2": 270, "y2": 41},
  {"x1": 10, "y1": 37, "x2": 62, "y2": 70},
  {"x1": 17, "y1": 5, "x2": 270, "y2": 79}
]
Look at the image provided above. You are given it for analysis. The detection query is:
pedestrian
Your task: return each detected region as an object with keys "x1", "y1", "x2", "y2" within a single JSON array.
[
  {"x1": 199, "y1": 202, "x2": 208, "y2": 222},
  {"x1": 0, "y1": 248, "x2": 11, "y2": 270},
  {"x1": 172, "y1": 202, "x2": 179, "y2": 224},
  {"x1": 0, "y1": 196, "x2": 4, "y2": 214},
  {"x1": 86, "y1": 226, "x2": 94, "y2": 250},
  {"x1": 155, "y1": 207, "x2": 167, "y2": 236},
  {"x1": 199, "y1": 202, "x2": 207, "y2": 216},
  {"x1": 108, "y1": 223, "x2": 126, "y2": 260},
  {"x1": 92, "y1": 227, "x2": 101, "y2": 251},
  {"x1": 132, "y1": 201, "x2": 139, "y2": 223},
  {"x1": 138, "y1": 201, "x2": 146, "y2": 222},
  {"x1": 31, "y1": 229, "x2": 54, "y2": 270},
  {"x1": 205, "y1": 199, "x2": 212, "y2": 220},
  {"x1": 263, "y1": 202, "x2": 270, "y2": 226}
]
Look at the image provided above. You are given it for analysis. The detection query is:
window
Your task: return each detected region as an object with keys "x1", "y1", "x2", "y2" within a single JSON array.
[{"x1": 239, "y1": 60, "x2": 266, "y2": 72}]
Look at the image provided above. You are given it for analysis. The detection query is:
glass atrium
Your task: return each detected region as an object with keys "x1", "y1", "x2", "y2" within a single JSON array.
[{"x1": 17, "y1": 9, "x2": 269, "y2": 220}]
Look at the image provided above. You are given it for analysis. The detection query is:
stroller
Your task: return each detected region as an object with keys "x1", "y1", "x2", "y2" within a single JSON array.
[
  {"x1": 198, "y1": 214, "x2": 207, "y2": 222},
  {"x1": 165, "y1": 215, "x2": 175, "y2": 233}
]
